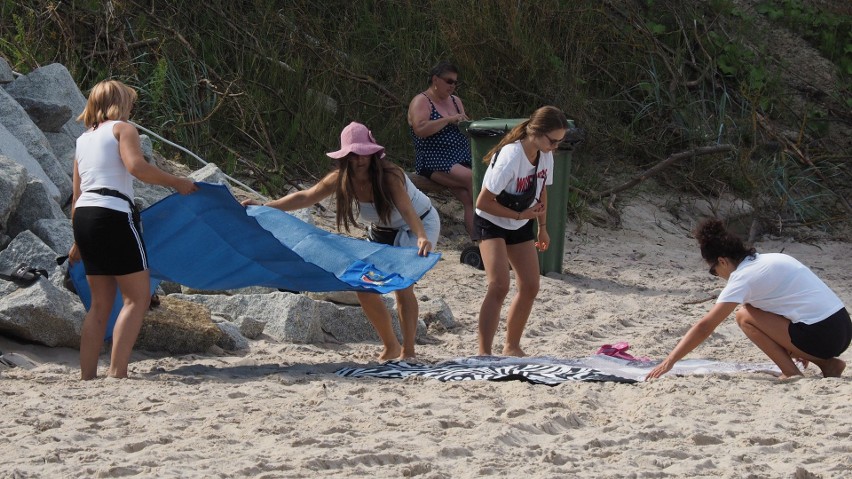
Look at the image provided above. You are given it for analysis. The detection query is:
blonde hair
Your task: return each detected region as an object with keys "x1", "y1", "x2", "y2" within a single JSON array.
[
  {"x1": 77, "y1": 80, "x2": 138, "y2": 128},
  {"x1": 483, "y1": 105, "x2": 569, "y2": 163}
]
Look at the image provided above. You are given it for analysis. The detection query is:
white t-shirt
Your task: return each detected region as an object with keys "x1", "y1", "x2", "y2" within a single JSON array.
[
  {"x1": 74, "y1": 120, "x2": 134, "y2": 213},
  {"x1": 475, "y1": 141, "x2": 554, "y2": 230},
  {"x1": 717, "y1": 253, "x2": 844, "y2": 324}
]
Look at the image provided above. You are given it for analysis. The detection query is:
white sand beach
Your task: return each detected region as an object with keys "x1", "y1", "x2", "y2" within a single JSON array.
[{"x1": 1, "y1": 193, "x2": 850, "y2": 478}]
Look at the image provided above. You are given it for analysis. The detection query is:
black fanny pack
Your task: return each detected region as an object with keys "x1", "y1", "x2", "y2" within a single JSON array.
[
  {"x1": 87, "y1": 188, "x2": 141, "y2": 225},
  {"x1": 367, "y1": 208, "x2": 433, "y2": 245},
  {"x1": 491, "y1": 149, "x2": 539, "y2": 213}
]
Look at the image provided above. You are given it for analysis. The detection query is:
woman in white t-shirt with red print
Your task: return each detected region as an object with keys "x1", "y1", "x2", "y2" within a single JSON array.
[
  {"x1": 473, "y1": 106, "x2": 569, "y2": 357},
  {"x1": 647, "y1": 218, "x2": 850, "y2": 380}
]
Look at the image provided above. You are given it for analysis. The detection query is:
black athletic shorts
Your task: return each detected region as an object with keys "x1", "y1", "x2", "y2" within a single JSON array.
[
  {"x1": 474, "y1": 213, "x2": 535, "y2": 245},
  {"x1": 73, "y1": 206, "x2": 148, "y2": 276},
  {"x1": 789, "y1": 307, "x2": 852, "y2": 359}
]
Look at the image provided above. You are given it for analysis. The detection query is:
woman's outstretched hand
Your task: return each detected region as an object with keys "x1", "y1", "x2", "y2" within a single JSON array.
[
  {"x1": 645, "y1": 360, "x2": 673, "y2": 380},
  {"x1": 416, "y1": 238, "x2": 433, "y2": 257},
  {"x1": 174, "y1": 178, "x2": 199, "y2": 195}
]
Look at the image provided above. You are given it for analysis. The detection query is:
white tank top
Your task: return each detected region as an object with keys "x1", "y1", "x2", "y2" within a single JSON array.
[
  {"x1": 358, "y1": 175, "x2": 432, "y2": 229},
  {"x1": 74, "y1": 120, "x2": 134, "y2": 213}
]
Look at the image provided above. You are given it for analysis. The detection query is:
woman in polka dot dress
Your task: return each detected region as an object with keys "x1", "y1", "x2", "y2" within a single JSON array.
[{"x1": 408, "y1": 61, "x2": 474, "y2": 238}]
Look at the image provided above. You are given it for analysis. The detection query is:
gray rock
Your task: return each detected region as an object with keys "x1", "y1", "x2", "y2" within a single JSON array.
[
  {"x1": 213, "y1": 318, "x2": 250, "y2": 351},
  {"x1": 180, "y1": 285, "x2": 279, "y2": 296},
  {"x1": 172, "y1": 292, "x2": 324, "y2": 343},
  {"x1": 190, "y1": 163, "x2": 230, "y2": 185},
  {"x1": 5, "y1": 63, "x2": 87, "y2": 125},
  {"x1": 172, "y1": 290, "x2": 430, "y2": 345},
  {"x1": 0, "y1": 281, "x2": 85, "y2": 347},
  {"x1": 30, "y1": 219, "x2": 74, "y2": 256},
  {"x1": 0, "y1": 154, "x2": 28, "y2": 236},
  {"x1": 43, "y1": 130, "x2": 77, "y2": 177},
  {"x1": 0, "y1": 86, "x2": 71, "y2": 200},
  {"x1": 0, "y1": 122, "x2": 57, "y2": 200},
  {"x1": 14, "y1": 96, "x2": 72, "y2": 133},
  {"x1": 235, "y1": 315, "x2": 265, "y2": 339},
  {"x1": 0, "y1": 231, "x2": 85, "y2": 347},
  {"x1": 420, "y1": 297, "x2": 457, "y2": 331},
  {"x1": 0, "y1": 57, "x2": 14, "y2": 83},
  {"x1": 0, "y1": 230, "x2": 69, "y2": 292},
  {"x1": 6, "y1": 63, "x2": 87, "y2": 181},
  {"x1": 7, "y1": 180, "x2": 67, "y2": 239},
  {"x1": 306, "y1": 291, "x2": 360, "y2": 305},
  {"x1": 314, "y1": 294, "x2": 426, "y2": 343},
  {"x1": 140, "y1": 135, "x2": 154, "y2": 164},
  {"x1": 133, "y1": 180, "x2": 172, "y2": 210}
]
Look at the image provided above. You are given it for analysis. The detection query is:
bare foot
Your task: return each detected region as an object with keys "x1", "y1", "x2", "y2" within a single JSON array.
[
  {"x1": 378, "y1": 346, "x2": 402, "y2": 362},
  {"x1": 502, "y1": 346, "x2": 526, "y2": 357},
  {"x1": 818, "y1": 358, "x2": 846, "y2": 378},
  {"x1": 398, "y1": 351, "x2": 416, "y2": 361}
]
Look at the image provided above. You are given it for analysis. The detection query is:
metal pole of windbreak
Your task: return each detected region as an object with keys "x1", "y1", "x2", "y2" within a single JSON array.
[{"x1": 130, "y1": 121, "x2": 268, "y2": 201}]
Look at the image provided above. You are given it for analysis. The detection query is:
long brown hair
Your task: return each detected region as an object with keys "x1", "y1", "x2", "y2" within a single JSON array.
[
  {"x1": 333, "y1": 154, "x2": 406, "y2": 232},
  {"x1": 77, "y1": 80, "x2": 137, "y2": 128},
  {"x1": 483, "y1": 105, "x2": 569, "y2": 163}
]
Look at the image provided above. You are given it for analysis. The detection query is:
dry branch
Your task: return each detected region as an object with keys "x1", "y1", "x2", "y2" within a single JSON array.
[{"x1": 589, "y1": 144, "x2": 735, "y2": 198}]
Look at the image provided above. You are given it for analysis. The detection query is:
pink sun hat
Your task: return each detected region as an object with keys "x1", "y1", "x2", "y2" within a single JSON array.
[{"x1": 326, "y1": 122, "x2": 386, "y2": 159}]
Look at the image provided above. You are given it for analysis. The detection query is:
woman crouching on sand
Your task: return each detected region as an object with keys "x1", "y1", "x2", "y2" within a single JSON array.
[{"x1": 647, "y1": 218, "x2": 850, "y2": 380}]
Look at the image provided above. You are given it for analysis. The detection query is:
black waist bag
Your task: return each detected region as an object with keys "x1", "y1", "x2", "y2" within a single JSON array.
[
  {"x1": 87, "y1": 188, "x2": 141, "y2": 226},
  {"x1": 491, "y1": 149, "x2": 538, "y2": 213}
]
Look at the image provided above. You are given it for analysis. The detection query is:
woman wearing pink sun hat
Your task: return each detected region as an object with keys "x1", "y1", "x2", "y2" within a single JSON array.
[{"x1": 243, "y1": 122, "x2": 440, "y2": 360}]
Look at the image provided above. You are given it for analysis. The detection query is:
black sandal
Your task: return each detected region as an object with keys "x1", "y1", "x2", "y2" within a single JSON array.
[{"x1": 0, "y1": 263, "x2": 48, "y2": 287}]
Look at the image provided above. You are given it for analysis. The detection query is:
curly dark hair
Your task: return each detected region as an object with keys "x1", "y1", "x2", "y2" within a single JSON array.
[{"x1": 694, "y1": 218, "x2": 756, "y2": 264}]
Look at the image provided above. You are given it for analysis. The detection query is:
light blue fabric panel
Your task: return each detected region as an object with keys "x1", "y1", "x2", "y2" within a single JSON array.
[{"x1": 141, "y1": 183, "x2": 439, "y2": 293}]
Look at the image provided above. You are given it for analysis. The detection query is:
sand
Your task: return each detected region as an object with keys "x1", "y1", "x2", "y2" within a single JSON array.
[{"x1": 1, "y1": 194, "x2": 850, "y2": 478}]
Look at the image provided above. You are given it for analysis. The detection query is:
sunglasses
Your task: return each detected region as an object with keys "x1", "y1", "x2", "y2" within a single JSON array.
[
  {"x1": 439, "y1": 76, "x2": 459, "y2": 85},
  {"x1": 709, "y1": 259, "x2": 719, "y2": 276},
  {"x1": 544, "y1": 133, "x2": 563, "y2": 147}
]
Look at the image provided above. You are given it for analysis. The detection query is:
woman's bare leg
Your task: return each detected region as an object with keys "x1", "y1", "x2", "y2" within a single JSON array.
[
  {"x1": 394, "y1": 286, "x2": 418, "y2": 359},
  {"x1": 477, "y1": 238, "x2": 510, "y2": 356},
  {"x1": 108, "y1": 270, "x2": 152, "y2": 378},
  {"x1": 503, "y1": 241, "x2": 540, "y2": 357},
  {"x1": 79, "y1": 275, "x2": 118, "y2": 380},
  {"x1": 429, "y1": 164, "x2": 474, "y2": 238},
  {"x1": 736, "y1": 304, "x2": 846, "y2": 378},
  {"x1": 357, "y1": 292, "x2": 402, "y2": 361}
]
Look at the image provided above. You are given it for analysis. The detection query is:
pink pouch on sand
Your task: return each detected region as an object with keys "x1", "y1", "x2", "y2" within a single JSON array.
[{"x1": 596, "y1": 342, "x2": 650, "y2": 362}]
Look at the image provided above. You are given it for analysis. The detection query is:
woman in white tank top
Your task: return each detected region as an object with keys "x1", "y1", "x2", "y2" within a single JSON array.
[
  {"x1": 70, "y1": 80, "x2": 198, "y2": 381},
  {"x1": 243, "y1": 122, "x2": 439, "y2": 361}
]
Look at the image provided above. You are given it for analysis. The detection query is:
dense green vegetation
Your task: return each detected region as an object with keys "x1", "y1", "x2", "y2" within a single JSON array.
[{"x1": 1, "y1": 0, "x2": 849, "y2": 233}]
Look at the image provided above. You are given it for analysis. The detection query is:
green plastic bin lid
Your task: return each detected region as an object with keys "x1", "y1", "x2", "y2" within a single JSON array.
[
  {"x1": 463, "y1": 117, "x2": 577, "y2": 138},
  {"x1": 462, "y1": 118, "x2": 527, "y2": 137}
]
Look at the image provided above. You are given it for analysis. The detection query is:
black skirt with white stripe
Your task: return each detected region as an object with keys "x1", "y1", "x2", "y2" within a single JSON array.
[{"x1": 72, "y1": 206, "x2": 148, "y2": 275}]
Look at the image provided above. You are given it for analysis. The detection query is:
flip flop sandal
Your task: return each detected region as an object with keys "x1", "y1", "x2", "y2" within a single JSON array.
[
  {"x1": 0, "y1": 263, "x2": 48, "y2": 287},
  {"x1": 596, "y1": 342, "x2": 650, "y2": 361}
]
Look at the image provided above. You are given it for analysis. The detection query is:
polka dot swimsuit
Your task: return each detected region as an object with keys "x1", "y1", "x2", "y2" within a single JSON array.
[{"x1": 410, "y1": 93, "x2": 472, "y2": 178}]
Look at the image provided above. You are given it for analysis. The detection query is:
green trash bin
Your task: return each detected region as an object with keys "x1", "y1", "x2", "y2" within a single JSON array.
[{"x1": 463, "y1": 118, "x2": 575, "y2": 275}]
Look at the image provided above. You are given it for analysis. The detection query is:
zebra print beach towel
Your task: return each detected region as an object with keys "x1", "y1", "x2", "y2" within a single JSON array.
[{"x1": 335, "y1": 356, "x2": 781, "y2": 385}]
